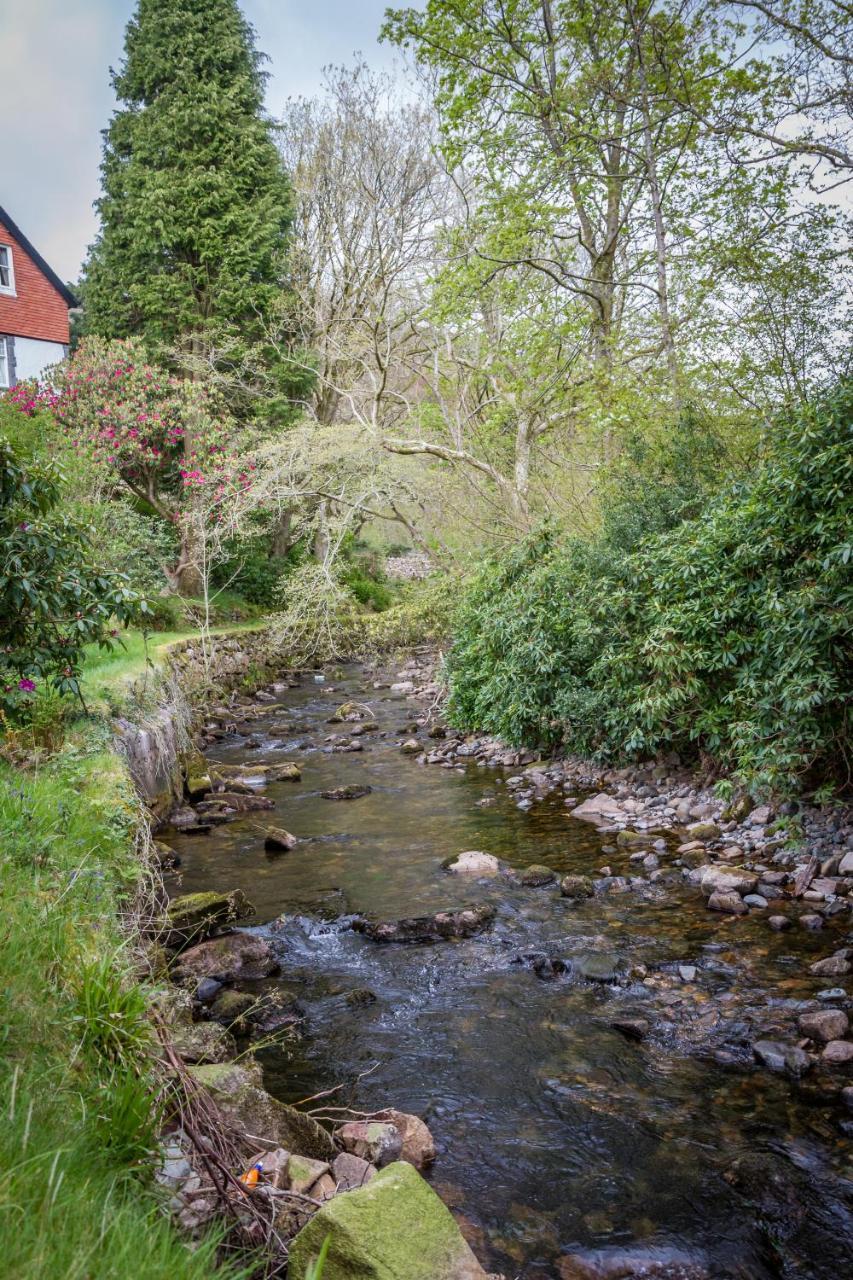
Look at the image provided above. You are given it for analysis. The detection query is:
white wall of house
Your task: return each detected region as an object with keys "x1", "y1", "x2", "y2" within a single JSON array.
[{"x1": 13, "y1": 335, "x2": 67, "y2": 382}]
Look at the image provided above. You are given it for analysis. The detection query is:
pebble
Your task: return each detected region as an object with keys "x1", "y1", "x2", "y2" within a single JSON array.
[{"x1": 679, "y1": 965, "x2": 697, "y2": 982}]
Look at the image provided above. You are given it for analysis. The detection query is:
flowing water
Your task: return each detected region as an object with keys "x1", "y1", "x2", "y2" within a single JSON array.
[{"x1": 164, "y1": 664, "x2": 853, "y2": 1279}]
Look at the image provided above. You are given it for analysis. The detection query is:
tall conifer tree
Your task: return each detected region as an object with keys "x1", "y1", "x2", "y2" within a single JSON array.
[{"x1": 84, "y1": 0, "x2": 291, "y2": 362}]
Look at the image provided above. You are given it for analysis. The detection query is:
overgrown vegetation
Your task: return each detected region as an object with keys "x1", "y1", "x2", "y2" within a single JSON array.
[
  {"x1": 447, "y1": 386, "x2": 853, "y2": 796},
  {"x1": 0, "y1": 742, "x2": 226, "y2": 1278}
]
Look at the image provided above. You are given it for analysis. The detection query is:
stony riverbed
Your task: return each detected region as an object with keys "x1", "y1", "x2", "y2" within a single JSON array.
[{"x1": 158, "y1": 652, "x2": 853, "y2": 1279}]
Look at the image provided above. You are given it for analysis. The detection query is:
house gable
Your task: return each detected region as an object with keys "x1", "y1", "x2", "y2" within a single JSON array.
[{"x1": 0, "y1": 205, "x2": 76, "y2": 346}]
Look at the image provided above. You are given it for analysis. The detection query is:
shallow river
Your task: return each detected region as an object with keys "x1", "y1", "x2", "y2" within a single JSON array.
[{"x1": 164, "y1": 663, "x2": 853, "y2": 1279}]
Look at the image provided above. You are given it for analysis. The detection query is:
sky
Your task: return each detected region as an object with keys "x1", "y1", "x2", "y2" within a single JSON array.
[{"x1": 0, "y1": 0, "x2": 404, "y2": 283}]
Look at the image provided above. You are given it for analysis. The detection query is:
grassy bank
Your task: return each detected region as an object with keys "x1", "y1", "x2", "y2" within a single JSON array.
[{"x1": 0, "y1": 717, "x2": 229, "y2": 1275}]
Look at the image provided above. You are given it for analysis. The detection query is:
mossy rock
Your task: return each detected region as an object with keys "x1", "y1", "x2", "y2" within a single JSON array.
[
  {"x1": 520, "y1": 864, "x2": 556, "y2": 887},
  {"x1": 286, "y1": 1161, "x2": 489, "y2": 1279},
  {"x1": 560, "y1": 875, "x2": 595, "y2": 899},
  {"x1": 189, "y1": 1061, "x2": 335, "y2": 1161},
  {"x1": 171, "y1": 1020, "x2": 235, "y2": 1065},
  {"x1": 164, "y1": 889, "x2": 254, "y2": 948},
  {"x1": 616, "y1": 829, "x2": 651, "y2": 847}
]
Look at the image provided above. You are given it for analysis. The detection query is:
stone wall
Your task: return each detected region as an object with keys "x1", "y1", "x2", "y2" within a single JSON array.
[{"x1": 114, "y1": 627, "x2": 273, "y2": 823}]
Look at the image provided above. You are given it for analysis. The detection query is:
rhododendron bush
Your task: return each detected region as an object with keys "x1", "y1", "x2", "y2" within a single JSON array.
[{"x1": 51, "y1": 337, "x2": 255, "y2": 593}]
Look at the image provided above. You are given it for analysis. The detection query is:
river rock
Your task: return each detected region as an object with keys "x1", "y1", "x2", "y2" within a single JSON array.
[
  {"x1": 170, "y1": 1020, "x2": 235, "y2": 1065},
  {"x1": 577, "y1": 953, "x2": 624, "y2": 983},
  {"x1": 286, "y1": 1160, "x2": 491, "y2": 1280},
  {"x1": 401, "y1": 738, "x2": 421, "y2": 754},
  {"x1": 560, "y1": 875, "x2": 595, "y2": 899},
  {"x1": 570, "y1": 793, "x2": 624, "y2": 824},
  {"x1": 752, "y1": 1039, "x2": 812, "y2": 1078},
  {"x1": 188, "y1": 1060, "x2": 335, "y2": 1160},
  {"x1": 322, "y1": 785, "x2": 372, "y2": 801},
  {"x1": 768, "y1": 915, "x2": 792, "y2": 931},
  {"x1": 611, "y1": 1017, "x2": 650, "y2": 1041},
  {"x1": 264, "y1": 827, "x2": 298, "y2": 852},
  {"x1": 520, "y1": 864, "x2": 556, "y2": 887},
  {"x1": 798, "y1": 1009, "x2": 849, "y2": 1043},
  {"x1": 686, "y1": 821, "x2": 721, "y2": 841},
  {"x1": 335, "y1": 1121, "x2": 402, "y2": 1168},
  {"x1": 708, "y1": 890, "x2": 748, "y2": 915},
  {"x1": 822, "y1": 1040, "x2": 853, "y2": 1067},
  {"x1": 287, "y1": 1154, "x2": 331, "y2": 1194},
  {"x1": 331, "y1": 1152, "x2": 376, "y2": 1191},
  {"x1": 445, "y1": 851, "x2": 502, "y2": 878},
  {"x1": 172, "y1": 932, "x2": 279, "y2": 984},
  {"x1": 557, "y1": 1253, "x2": 709, "y2": 1279},
  {"x1": 198, "y1": 792, "x2": 275, "y2": 815},
  {"x1": 163, "y1": 889, "x2": 254, "y2": 948},
  {"x1": 699, "y1": 866, "x2": 758, "y2": 896},
  {"x1": 373, "y1": 1109, "x2": 436, "y2": 1169},
  {"x1": 616, "y1": 829, "x2": 651, "y2": 848},
  {"x1": 352, "y1": 905, "x2": 496, "y2": 944},
  {"x1": 810, "y1": 950, "x2": 852, "y2": 977}
]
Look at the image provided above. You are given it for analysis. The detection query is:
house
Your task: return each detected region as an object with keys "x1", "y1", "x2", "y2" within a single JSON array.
[{"x1": 0, "y1": 204, "x2": 77, "y2": 389}]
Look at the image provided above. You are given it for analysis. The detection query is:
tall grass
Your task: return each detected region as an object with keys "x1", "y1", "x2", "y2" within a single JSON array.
[{"x1": 0, "y1": 742, "x2": 228, "y2": 1278}]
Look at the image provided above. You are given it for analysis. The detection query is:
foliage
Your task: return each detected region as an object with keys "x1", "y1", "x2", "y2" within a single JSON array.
[
  {"x1": 0, "y1": 746, "x2": 226, "y2": 1278},
  {"x1": 447, "y1": 383, "x2": 853, "y2": 794},
  {"x1": 0, "y1": 428, "x2": 142, "y2": 714},
  {"x1": 83, "y1": 0, "x2": 293, "y2": 367}
]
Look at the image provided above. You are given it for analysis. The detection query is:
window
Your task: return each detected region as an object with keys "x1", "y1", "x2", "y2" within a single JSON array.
[
  {"x1": 0, "y1": 338, "x2": 8, "y2": 389},
  {"x1": 0, "y1": 244, "x2": 15, "y2": 294}
]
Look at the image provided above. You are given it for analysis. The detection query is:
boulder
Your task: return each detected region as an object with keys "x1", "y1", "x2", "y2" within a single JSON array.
[
  {"x1": 798, "y1": 1009, "x2": 849, "y2": 1043},
  {"x1": 839, "y1": 850, "x2": 853, "y2": 875},
  {"x1": 164, "y1": 890, "x2": 253, "y2": 948},
  {"x1": 335, "y1": 1121, "x2": 402, "y2": 1168},
  {"x1": 708, "y1": 890, "x2": 748, "y2": 915},
  {"x1": 401, "y1": 739, "x2": 421, "y2": 754},
  {"x1": 188, "y1": 1061, "x2": 335, "y2": 1160},
  {"x1": 373, "y1": 1109, "x2": 436, "y2": 1169},
  {"x1": 322, "y1": 785, "x2": 372, "y2": 801},
  {"x1": 444, "y1": 851, "x2": 502, "y2": 878},
  {"x1": 616, "y1": 829, "x2": 651, "y2": 848},
  {"x1": 810, "y1": 951, "x2": 852, "y2": 977},
  {"x1": 197, "y1": 792, "x2": 274, "y2": 813},
  {"x1": 685, "y1": 821, "x2": 721, "y2": 841},
  {"x1": 576, "y1": 953, "x2": 624, "y2": 983},
  {"x1": 520, "y1": 864, "x2": 556, "y2": 887},
  {"x1": 264, "y1": 827, "x2": 298, "y2": 853},
  {"x1": 209, "y1": 987, "x2": 302, "y2": 1037},
  {"x1": 171, "y1": 932, "x2": 279, "y2": 984},
  {"x1": 822, "y1": 1040, "x2": 853, "y2": 1067},
  {"x1": 170, "y1": 1021, "x2": 235, "y2": 1065},
  {"x1": 287, "y1": 1153, "x2": 331, "y2": 1194},
  {"x1": 570, "y1": 793, "x2": 624, "y2": 824},
  {"x1": 699, "y1": 866, "x2": 758, "y2": 896},
  {"x1": 286, "y1": 1161, "x2": 490, "y2": 1280},
  {"x1": 560, "y1": 875, "x2": 595, "y2": 899},
  {"x1": 752, "y1": 1040, "x2": 812, "y2": 1078},
  {"x1": 332, "y1": 1152, "x2": 376, "y2": 1191},
  {"x1": 352, "y1": 905, "x2": 495, "y2": 944}
]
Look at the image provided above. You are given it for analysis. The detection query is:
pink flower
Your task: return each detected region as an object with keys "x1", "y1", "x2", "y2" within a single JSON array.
[{"x1": 18, "y1": 678, "x2": 36, "y2": 692}]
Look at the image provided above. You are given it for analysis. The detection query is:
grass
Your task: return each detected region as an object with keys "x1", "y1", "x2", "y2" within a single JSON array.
[{"x1": 0, "y1": 740, "x2": 230, "y2": 1278}]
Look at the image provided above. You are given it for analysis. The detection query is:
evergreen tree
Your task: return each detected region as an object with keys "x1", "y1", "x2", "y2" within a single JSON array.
[{"x1": 84, "y1": 0, "x2": 292, "y2": 364}]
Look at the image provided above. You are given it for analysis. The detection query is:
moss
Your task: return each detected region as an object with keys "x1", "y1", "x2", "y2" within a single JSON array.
[{"x1": 287, "y1": 1161, "x2": 486, "y2": 1279}]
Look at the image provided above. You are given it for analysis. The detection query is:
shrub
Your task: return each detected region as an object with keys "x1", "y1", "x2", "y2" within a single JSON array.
[
  {"x1": 447, "y1": 383, "x2": 853, "y2": 795},
  {"x1": 0, "y1": 432, "x2": 143, "y2": 715}
]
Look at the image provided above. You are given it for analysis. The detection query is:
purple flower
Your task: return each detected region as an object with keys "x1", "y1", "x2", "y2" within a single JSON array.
[{"x1": 18, "y1": 678, "x2": 36, "y2": 692}]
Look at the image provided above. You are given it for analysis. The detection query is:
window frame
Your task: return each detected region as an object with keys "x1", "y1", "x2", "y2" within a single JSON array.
[
  {"x1": 0, "y1": 244, "x2": 16, "y2": 296},
  {"x1": 0, "y1": 337, "x2": 9, "y2": 389}
]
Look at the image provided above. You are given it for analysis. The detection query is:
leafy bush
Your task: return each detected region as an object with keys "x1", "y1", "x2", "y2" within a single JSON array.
[
  {"x1": 447, "y1": 383, "x2": 853, "y2": 795},
  {"x1": 0, "y1": 431, "x2": 143, "y2": 714}
]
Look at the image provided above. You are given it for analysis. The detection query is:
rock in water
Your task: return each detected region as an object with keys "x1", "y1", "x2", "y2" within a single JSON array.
[
  {"x1": 264, "y1": 826, "x2": 298, "y2": 853},
  {"x1": 351, "y1": 905, "x2": 495, "y2": 944},
  {"x1": 286, "y1": 1161, "x2": 490, "y2": 1279},
  {"x1": 335, "y1": 1121, "x2": 402, "y2": 1168},
  {"x1": 520, "y1": 864, "x2": 556, "y2": 887},
  {"x1": 171, "y1": 932, "x2": 279, "y2": 983},
  {"x1": 444, "y1": 850, "x2": 502, "y2": 878},
  {"x1": 321, "y1": 785, "x2": 372, "y2": 801},
  {"x1": 560, "y1": 875, "x2": 595, "y2": 899},
  {"x1": 163, "y1": 889, "x2": 253, "y2": 948},
  {"x1": 373, "y1": 1109, "x2": 436, "y2": 1169},
  {"x1": 188, "y1": 1061, "x2": 335, "y2": 1161}
]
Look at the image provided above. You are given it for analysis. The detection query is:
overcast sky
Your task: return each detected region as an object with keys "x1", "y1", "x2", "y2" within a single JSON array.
[{"x1": 0, "y1": 0, "x2": 404, "y2": 282}]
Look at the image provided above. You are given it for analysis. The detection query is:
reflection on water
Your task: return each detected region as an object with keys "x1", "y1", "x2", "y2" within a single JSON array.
[{"x1": 165, "y1": 665, "x2": 853, "y2": 1279}]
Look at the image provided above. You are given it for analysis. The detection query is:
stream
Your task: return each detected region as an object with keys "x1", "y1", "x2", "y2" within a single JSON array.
[{"x1": 164, "y1": 662, "x2": 853, "y2": 1280}]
